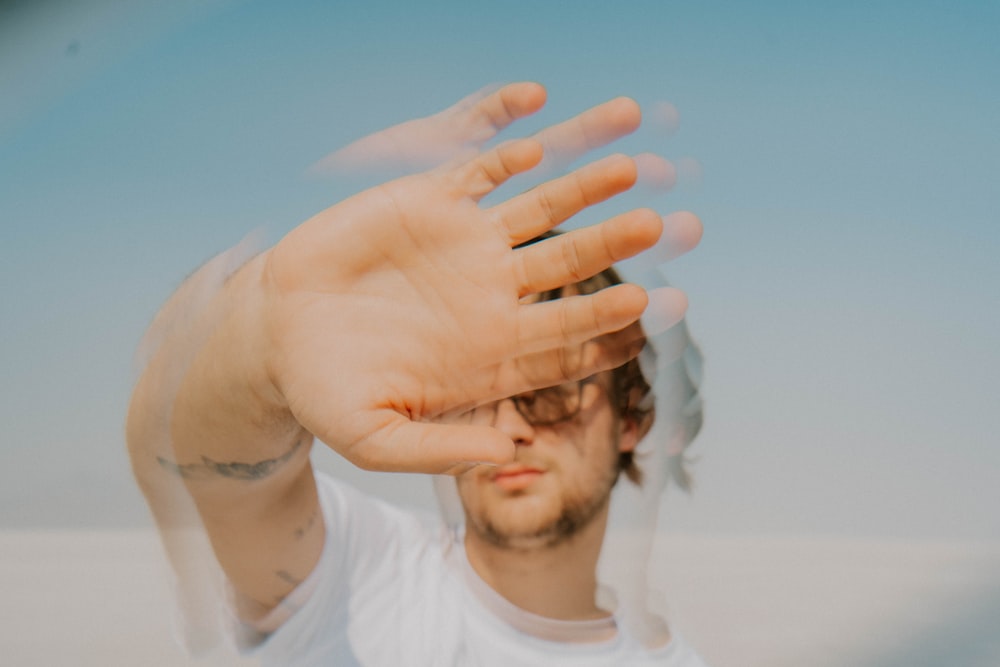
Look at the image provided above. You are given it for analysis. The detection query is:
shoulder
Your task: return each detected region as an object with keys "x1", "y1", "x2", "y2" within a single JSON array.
[{"x1": 245, "y1": 473, "x2": 457, "y2": 663}]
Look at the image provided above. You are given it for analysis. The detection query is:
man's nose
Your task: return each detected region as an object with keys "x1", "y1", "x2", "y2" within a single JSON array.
[{"x1": 492, "y1": 398, "x2": 535, "y2": 445}]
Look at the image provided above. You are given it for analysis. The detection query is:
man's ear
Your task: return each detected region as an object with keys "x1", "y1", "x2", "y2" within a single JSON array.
[
  {"x1": 616, "y1": 415, "x2": 639, "y2": 454},
  {"x1": 619, "y1": 410, "x2": 654, "y2": 453}
]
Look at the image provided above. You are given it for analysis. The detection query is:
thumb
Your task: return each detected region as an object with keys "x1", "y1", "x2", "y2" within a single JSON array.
[{"x1": 341, "y1": 411, "x2": 516, "y2": 474}]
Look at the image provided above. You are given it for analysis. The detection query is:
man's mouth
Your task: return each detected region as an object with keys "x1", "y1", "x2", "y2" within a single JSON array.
[{"x1": 490, "y1": 465, "x2": 544, "y2": 491}]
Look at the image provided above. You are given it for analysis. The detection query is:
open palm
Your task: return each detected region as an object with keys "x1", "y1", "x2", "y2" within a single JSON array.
[{"x1": 263, "y1": 86, "x2": 677, "y2": 473}]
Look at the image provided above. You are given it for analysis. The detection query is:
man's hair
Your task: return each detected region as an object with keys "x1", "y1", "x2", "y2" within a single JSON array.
[
  {"x1": 533, "y1": 263, "x2": 653, "y2": 486},
  {"x1": 520, "y1": 231, "x2": 702, "y2": 490}
]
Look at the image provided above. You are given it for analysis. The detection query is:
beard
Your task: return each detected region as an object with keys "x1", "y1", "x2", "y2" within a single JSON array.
[
  {"x1": 461, "y1": 451, "x2": 620, "y2": 551},
  {"x1": 468, "y1": 488, "x2": 614, "y2": 550},
  {"x1": 458, "y1": 399, "x2": 627, "y2": 551}
]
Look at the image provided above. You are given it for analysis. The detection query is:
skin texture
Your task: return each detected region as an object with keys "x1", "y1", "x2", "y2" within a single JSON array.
[
  {"x1": 128, "y1": 82, "x2": 698, "y2": 627},
  {"x1": 457, "y1": 375, "x2": 627, "y2": 548},
  {"x1": 261, "y1": 146, "x2": 660, "y2": 472},
  {"x1": 457, "y1": 373, "x2": 640, "y2": 621},
  {"x1": 311, "y1": 84, "x2": 646, "y2": 177}
]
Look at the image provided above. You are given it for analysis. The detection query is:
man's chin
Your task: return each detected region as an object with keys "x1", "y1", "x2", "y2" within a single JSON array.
[{"x1": 468, "y1": 504, "x2": 565, "y2": 549}]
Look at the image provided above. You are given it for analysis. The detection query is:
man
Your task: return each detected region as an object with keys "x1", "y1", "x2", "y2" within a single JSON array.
[{"x1": 127, "y1": 82, "x2": 707, "y2": 665}]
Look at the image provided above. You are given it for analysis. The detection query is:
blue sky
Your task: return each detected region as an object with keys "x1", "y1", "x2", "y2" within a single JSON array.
[{"x1": 1, "y1": 0, "x2": 998, "y2": 540}]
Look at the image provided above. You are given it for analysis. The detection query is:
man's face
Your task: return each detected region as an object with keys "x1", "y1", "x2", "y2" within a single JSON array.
[{"x1": 456, "y1": 373, "x2": 638, "y2": 550}]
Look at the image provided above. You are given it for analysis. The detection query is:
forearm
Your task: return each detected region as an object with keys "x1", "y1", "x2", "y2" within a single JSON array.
[
  {"x1": 127, "y1": 247, "x2": 300, "y2": 497},
  {"x1": 165, "y1": 252, "x2": 303, "y2": 498},
  {"x1": 127, "y1": 244, "x2": 322, "y2": 613}
]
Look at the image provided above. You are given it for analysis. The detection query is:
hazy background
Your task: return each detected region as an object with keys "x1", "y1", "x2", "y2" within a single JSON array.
[{"x1": 2, "y1": 0, "x2": 997, "y2": 543}]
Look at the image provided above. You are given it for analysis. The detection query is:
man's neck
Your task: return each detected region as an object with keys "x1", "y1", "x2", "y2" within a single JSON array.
[{"x1": 463, "y1": 504, "x2": 611, "y2": 621}]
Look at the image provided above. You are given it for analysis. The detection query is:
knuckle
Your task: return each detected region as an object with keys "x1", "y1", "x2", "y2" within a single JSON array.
[
  {"x1": 557, "y1": 348, "x2": 571, "y2": 380},
  {"x1": 494, "y1": 146, "x2": 516, "y2": 180},
  {"x1": 497, "y1": 91, "x2": 517, "y2": 125},
  {"x1": 599, "y1": 224, "x2": 617, "y2": 262},
  {"x1": 476, "y1": 160, "x2": 498, "y2": 187},
  {"x1": 560, "y1": 239, "x2": 585, "y2": 282},
  {"x1": 558, "y1": 302, "x2": 572, "y2": 341},
  {"x1": 537, "y1": 188, "x2": 557, "y2": 222},
  {"x1": 572, "y1": 173, "x2": 594, "y2": 208}
]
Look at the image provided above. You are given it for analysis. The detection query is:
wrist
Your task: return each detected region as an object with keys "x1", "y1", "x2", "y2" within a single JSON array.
[
  {"x1": 171, "y1": 251, "x2": 299, "y2": 454},
  {"x1": 210, "y1": 251, "x2": 294, "y2": 423}
]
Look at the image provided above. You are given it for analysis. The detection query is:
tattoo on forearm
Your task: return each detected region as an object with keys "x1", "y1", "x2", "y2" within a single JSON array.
[
  {"x1": 293, "y1": 508, "x2": 319, "y2": 540},
  {"x1": 157, "y1": 439, "x2": 305, "y2": 481}
]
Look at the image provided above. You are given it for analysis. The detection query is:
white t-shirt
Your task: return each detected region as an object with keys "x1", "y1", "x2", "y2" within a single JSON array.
[{"x1": 243, "y1": 472, "x2": 709, "y2": 666}]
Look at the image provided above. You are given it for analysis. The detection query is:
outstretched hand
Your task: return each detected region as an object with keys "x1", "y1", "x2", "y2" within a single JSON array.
[
  {"x1": 262, "y1": 83, "x2": 691, "y2": 474},
  {"x1": 309, "y1": 82, "x2": 644, "y2": 177}
]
